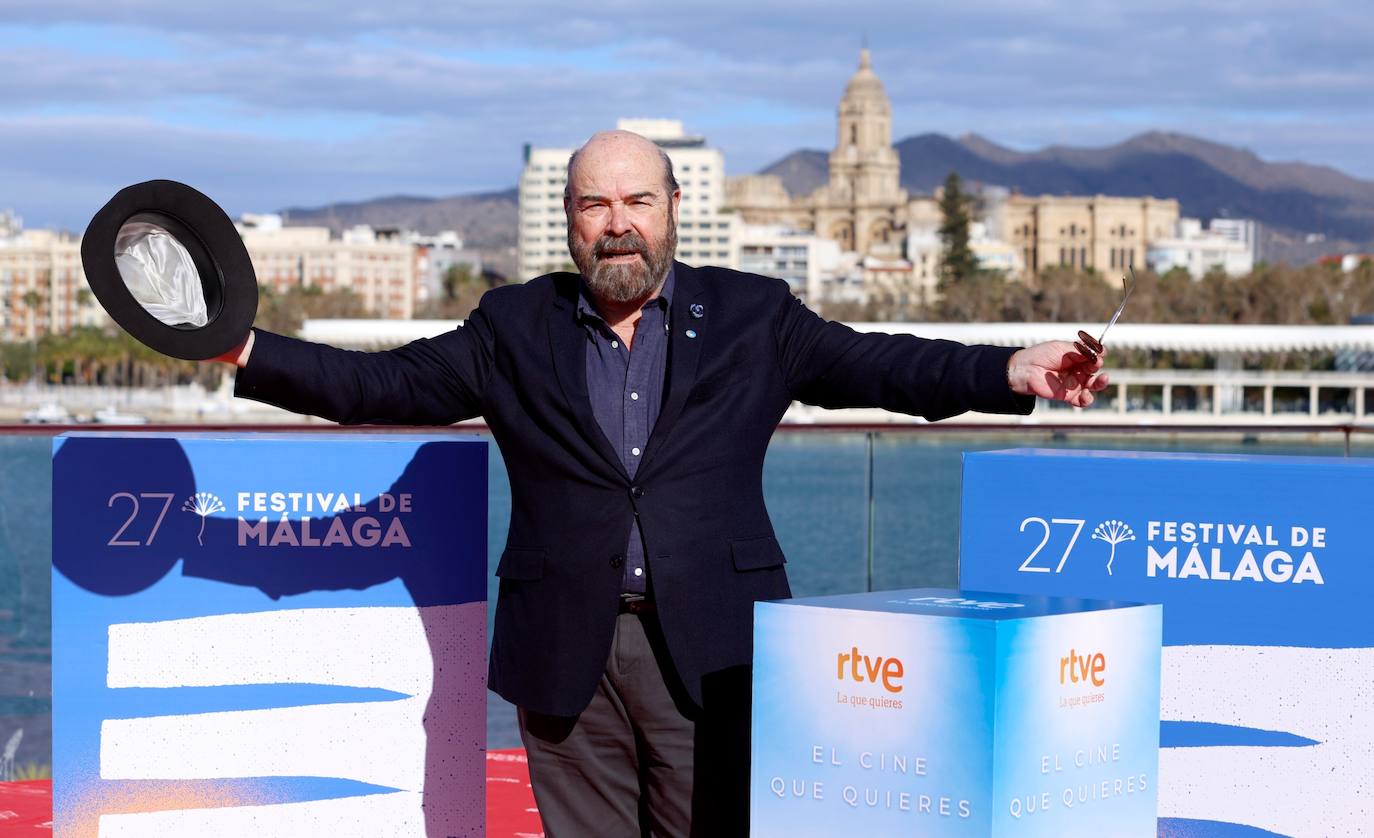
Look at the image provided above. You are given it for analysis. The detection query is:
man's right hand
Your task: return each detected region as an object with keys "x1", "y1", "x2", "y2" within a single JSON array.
[{"x1": 213, "y1": 330, "x2": 255, "y2": 367}]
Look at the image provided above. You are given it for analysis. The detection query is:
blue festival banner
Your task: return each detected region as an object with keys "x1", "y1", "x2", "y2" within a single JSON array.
[
  {"x1": 960, "y1": 448, "x2": 1374, "y2": 837},
  {"x1": 51, "y1": 432, "x2": 487, "y2": 837},
  {"x1": 751, "y1": 588, "x2": 1161, "y2": 837}
]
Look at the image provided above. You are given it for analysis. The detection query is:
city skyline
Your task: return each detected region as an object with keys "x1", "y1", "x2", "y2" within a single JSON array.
[{"x1": 2, "y1": 1, "x2": 1372, "y2": 231}]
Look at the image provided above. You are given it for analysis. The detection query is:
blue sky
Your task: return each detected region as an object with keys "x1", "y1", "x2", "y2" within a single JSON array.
[{"x1": 2, "y1": 0, "x2": 1371, "y2": 231}]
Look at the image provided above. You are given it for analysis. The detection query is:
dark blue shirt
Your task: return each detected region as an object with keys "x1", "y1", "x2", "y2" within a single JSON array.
[{"x1": 576, "y1": 269, "x2": 674, "y2": 595}]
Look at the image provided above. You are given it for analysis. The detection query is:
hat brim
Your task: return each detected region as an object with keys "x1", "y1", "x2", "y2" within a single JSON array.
[{"x1": 81, "y1": 180, "x2": 258, "y2": 361}]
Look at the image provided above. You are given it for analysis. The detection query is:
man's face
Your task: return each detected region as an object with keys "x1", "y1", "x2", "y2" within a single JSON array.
[{"x1": 565, "y1": 136, "x2": 679, "y2": 305}]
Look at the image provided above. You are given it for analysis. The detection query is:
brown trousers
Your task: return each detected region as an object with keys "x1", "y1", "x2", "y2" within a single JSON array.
[{"x1": 518, "y1": 612, "x2": 751, "y2": 837}]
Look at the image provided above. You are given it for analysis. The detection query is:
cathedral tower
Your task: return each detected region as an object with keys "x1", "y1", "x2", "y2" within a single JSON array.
[{"x1": 818, "y1": 48, "x2": 905, "y2": 255}]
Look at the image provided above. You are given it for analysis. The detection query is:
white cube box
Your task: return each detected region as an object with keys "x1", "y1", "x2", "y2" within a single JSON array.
[{"x1": 751, "y1": 589, "x2": 1161, "y2": 837}]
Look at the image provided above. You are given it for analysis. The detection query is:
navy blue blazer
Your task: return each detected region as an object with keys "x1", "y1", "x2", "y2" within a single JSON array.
[{"x1": 235, "y1": 262, "x2": 1033, "y2": 715}]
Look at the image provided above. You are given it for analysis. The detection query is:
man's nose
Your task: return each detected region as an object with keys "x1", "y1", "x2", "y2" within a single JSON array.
[{"x1": 606, "y1": 202, "x2": 633, "y2": 235}]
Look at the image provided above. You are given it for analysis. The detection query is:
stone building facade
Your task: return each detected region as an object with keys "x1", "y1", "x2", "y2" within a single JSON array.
[
  {"x1": 726, "y1": 49, "x2": 1182, "y2": 298},
  {"x1": 997, "y1": 194, "x2": 1179, "y2": 278},
  {"x1": 726, "y1": 49, "x2": 917, "y2": 264}
]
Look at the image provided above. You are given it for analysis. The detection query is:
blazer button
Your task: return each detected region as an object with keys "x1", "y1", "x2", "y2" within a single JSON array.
[
  {"x1": 630, "y1": 486, "x2": 644, "y2": 499},
  {"x1": 610, "y1": 554, "x2": 625, "y2": 569}
]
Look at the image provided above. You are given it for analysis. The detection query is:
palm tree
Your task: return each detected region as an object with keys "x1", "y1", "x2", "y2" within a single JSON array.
[
  {"x1": 19, "y1": 290, "x2": 43, "y2": 379},
  {"x1": 20, "y1": 290, "x2": 41, "y2": 343}
]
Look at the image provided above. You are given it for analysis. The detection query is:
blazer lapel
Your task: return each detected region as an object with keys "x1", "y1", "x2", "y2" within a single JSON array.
[
  {"x1": 548, "y1": 275, "x2": 628, "y2": 480},
  {"x1": 640, "y1": 261, "x2": 707, "y2": 473}
]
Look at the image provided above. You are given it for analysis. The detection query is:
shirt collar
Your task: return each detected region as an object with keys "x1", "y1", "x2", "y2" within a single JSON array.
[{"x1": 576, "y1": 265, "x2": 675, "y2": 324}]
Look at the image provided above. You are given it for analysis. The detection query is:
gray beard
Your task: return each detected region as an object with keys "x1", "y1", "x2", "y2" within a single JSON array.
[
  {"x1": 569, "y1": 221, "x2": 677, "y2": 305},
  {"x1": 583, "y1": 260, "x2": 661, "y2": 304}
]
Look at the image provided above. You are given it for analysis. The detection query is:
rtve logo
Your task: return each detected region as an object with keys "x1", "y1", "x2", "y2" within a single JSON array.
[
  {"x1": 1060, "y1": 647, "x2": 1106, "y2": 687},
  {"x1": 836, "y1": 646, "x2": 905, "y2": 693}
]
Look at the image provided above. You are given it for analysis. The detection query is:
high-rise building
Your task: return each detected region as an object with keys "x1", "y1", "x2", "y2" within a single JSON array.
[{"x1": 516, "y1": 119, "x2": 739, "y2": 281}]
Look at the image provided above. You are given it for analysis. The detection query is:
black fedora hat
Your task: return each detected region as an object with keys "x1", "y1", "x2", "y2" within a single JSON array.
[{"x1": 81, "y1": 180, "x2": 258, "y2": 361}]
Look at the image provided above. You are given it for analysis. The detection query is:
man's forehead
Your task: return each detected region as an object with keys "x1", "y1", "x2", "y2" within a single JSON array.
[{"x1": 569, "y1": 135, "x2": 666, "y2": 193}]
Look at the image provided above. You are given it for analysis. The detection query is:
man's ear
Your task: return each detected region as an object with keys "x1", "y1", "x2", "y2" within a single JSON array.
[{"x1": 670, "y1": 189, "x2": 681, "y2": 225}]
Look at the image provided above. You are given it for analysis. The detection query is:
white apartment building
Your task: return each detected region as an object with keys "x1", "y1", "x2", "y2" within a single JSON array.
[
  {"x1": 1208, "y1": 218, "x2": 1259, "y2": 261},
  {"x1": 904, "y1": 220, "x2": 1023, "y2": 304},
  {"x1": 0, "y1": 208, "x2": 426, "y2": 343},
  {"x1": 517, "y1": 119, "x2": 739, "y2": 280},
  {"x1": 971, "y1": 226, "x2": 1022, "y2": 276},
  {"x1": 737, "y1": 226, "x2": 845, "y2": 303},
  {"x1": 237, "y1": 215, "x2": 421, "y2": 319},
  {"x1": 1147, "y1": 218, "x2": 1255, "y2": 279},
  {"x1": 407, "y1": 230, "x2": 481, "y2": 305},
  {"x1": 0, "y1": 218, "x2": 103, "y2": 342},
  {"x1": 905, "y1": 224, "x2": 941, "y2": 302}
]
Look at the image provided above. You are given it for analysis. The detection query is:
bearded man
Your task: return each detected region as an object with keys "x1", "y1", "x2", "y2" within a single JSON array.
[{"x1": 221, "y1": 129, "x2": 1107, "y2": 836}]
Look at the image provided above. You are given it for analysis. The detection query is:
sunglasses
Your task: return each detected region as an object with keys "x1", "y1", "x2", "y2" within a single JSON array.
[{"x1": 1075, "y1": 266, "x2": 1137, "y2": 362}]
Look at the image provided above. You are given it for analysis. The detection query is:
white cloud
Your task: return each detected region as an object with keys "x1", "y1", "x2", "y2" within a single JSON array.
[{"x1": 2, "y1": 0, "x2": 1371, "y2": 228}]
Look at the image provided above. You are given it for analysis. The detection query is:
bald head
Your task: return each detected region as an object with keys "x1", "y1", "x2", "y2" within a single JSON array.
[
  {"x1": 564, "y1": 130, "x2": 679, "y2": 203},
  {"x1": 562, "y1": 129, "x2": 681, "y2": 306}
]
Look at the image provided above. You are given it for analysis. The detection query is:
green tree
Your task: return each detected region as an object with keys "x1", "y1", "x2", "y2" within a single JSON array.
[
  {"x1": 415, "y1": 263, "x2": 505, "y2": 320},
  {"x1": 1027, "y1": 267, "x2": 1117, "y2": 322},
  {"x1": 937, "y1": 171, "x2": 977, "y2": 286},
  {"x1": 20, "y1": 290, "x2": 42, "y2": 343},
  {"x1": 255, "y1": 284, "x2": 371, "y2": 335}
]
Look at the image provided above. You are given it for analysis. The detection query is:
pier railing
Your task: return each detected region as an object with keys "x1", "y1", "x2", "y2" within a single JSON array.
[{"x1": 2, "y1": 422, "x2": 1371, "y2": 758}]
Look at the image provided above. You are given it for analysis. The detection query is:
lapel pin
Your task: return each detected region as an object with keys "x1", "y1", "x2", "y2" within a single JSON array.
[
  {"x1": 685, "y1": 329, "x2": 697, "y2": 339},
  {"x1": 689, "y1": 303, "x2": 705, "y2": 319}
]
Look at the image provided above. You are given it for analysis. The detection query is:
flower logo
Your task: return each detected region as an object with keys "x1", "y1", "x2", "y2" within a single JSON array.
[
  {"x1": 182, "y1": 492, "x2": 226, "y2": 546},
  {"x1": 1092, "y1": 519, "x2": 1136, "y2": 576}
]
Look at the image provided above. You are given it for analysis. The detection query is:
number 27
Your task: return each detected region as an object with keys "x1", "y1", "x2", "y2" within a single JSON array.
[
  {"x1": 108, "y1": 492, "x2": 176, "y2": 546},
  {"x1": 1017, "y1": 517, "x2": 1085, "y2": 573}
]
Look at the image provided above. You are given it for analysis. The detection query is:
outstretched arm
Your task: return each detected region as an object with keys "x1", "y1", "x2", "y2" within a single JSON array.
[
  {"x1": 776, "y1": 287, "x2": 1108, "y2": 418},
  {"x1": 220, "y1": 305, "x2": 496, "y2": 426},
  {"x1": 776, "y1": 292, "x2": 1031, "y2": 420}
]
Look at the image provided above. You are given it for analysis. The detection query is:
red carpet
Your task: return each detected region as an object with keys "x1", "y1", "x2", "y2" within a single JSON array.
[
  {"x1": 485, "y1": 748, "x2": 546, "y2": 837},
  {"x1": 0, "y1": 749, "x2": 543, "y2": 836},
  {"x1": 0, "y1": 780, "x2": 51, "y2": 831}
]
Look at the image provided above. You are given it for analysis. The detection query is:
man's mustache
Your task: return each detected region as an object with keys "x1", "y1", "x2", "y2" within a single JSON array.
[{"x1": 594, "y1": 234, "x2": 648, "y2": 261}]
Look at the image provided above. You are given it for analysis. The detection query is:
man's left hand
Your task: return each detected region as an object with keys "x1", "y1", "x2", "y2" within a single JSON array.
[{"x1": 1007, "y1": 341, "x2": 1109, "y2": 408}]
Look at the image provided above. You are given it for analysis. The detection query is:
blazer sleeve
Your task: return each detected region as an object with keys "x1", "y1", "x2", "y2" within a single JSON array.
[
  {"x1": 773, "y1": 291, "x2": 1034, "y2": 421},
  {"x1": 234, "y1": 301, "x2": 496, "y2": 425}
]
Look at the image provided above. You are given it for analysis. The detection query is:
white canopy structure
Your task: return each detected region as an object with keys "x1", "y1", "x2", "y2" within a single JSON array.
[
  {"x1": 297, "y1": 318, "x2": 1374, "y2": 426},
  {"x1": 301, "y1": 319, "x2": 1374, "y2": 354},
  {"x1": 850, "y1": 323, "x2": 1374, "y2": 354}
]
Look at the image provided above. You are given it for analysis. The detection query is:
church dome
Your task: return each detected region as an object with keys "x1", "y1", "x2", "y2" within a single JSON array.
[{"x1": 842, "y1": 48, "x2": 888, "y2": 102}]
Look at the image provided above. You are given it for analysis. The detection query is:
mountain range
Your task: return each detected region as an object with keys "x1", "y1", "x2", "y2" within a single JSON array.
[
  {"x1": 282, "y1": 188, "x2": 520, "y2": 277},
  {"x1": 762, "y1": 131, "x2": 1374, "y2": 263},
  {"x1": 282, "y1": 132, "x2": 1374, "y2": 268}
]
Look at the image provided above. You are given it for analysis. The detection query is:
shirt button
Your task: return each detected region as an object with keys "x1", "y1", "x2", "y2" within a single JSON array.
[
  {"x1": 630, "y1": 392, "x2": 640, "y2": 401},
  {"x1": 634, "y1": 567, "x2": 644, "y2": 577},
  {"x1": 610, "y1": 554, "x2": 624, "y2": 569},
  {"x1": 631, "y1": 447, "x2": 641, "y2": 456},
  {"x1": 610, "y1": 340, "x2": 618, "y2": 348}
]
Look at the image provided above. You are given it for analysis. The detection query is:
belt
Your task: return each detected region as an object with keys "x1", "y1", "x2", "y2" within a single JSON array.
[{"x1": 618, "y1": 594, "x2": 656, "y2": 615}]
